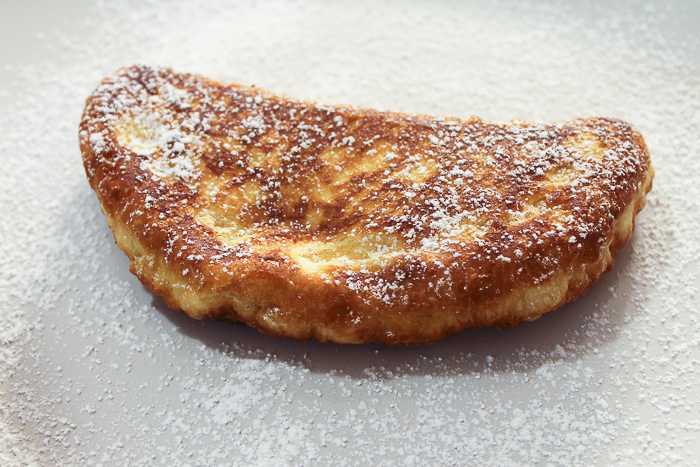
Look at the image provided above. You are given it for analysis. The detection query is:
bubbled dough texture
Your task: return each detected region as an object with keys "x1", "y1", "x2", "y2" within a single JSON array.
[{"x1": 81, "y1": 65, "x2": 653, "y2": 345}]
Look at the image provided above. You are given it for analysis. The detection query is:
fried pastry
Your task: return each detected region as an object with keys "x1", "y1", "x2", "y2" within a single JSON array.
[{"x1": 80, "y1": 65, "x2": 653, "y2": 345}]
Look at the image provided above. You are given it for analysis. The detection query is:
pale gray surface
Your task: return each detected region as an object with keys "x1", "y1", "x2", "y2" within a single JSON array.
[{"x1": 1, "y1": 1, "x2": 699, "y2": 465}]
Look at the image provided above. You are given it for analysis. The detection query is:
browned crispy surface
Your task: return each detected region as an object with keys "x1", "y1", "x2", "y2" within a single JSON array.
[{"x1": 80, "y1": 65, "x2": 653, "y2": 345}]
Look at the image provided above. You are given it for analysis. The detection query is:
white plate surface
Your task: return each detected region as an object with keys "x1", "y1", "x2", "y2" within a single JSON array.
[{"x1": 1, "y1": 1, "x2": 699, "y2": 465}]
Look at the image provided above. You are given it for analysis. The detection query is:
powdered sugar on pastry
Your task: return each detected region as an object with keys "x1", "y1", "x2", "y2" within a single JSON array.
[{"x1": 80, "y1": 65, "x2": 652, "y2": 345}]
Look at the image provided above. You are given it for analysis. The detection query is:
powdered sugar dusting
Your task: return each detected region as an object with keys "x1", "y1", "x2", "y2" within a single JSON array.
[{"x1": 1, "y1": 0, "x2": 699, "y2": 465}]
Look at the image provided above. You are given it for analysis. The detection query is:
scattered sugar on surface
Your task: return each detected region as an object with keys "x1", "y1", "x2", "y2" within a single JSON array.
[{"x1": 1, "y1": 0, "x2": 699, "y2": 465}]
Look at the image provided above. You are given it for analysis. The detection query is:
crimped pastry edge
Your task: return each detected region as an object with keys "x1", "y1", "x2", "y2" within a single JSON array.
[{"x1": 97, "y1": 166, "x2": 652, "y2": 346}]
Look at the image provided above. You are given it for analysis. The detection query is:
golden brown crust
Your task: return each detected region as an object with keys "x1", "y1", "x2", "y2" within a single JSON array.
[{"x1": 80, "y1": 65, "x2": 653, "y2": 345}]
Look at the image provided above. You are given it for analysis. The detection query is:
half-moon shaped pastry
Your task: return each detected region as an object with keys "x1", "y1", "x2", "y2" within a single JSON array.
[{"x1": 80, "y1": 65, "x2": 653, "y2": 345}]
